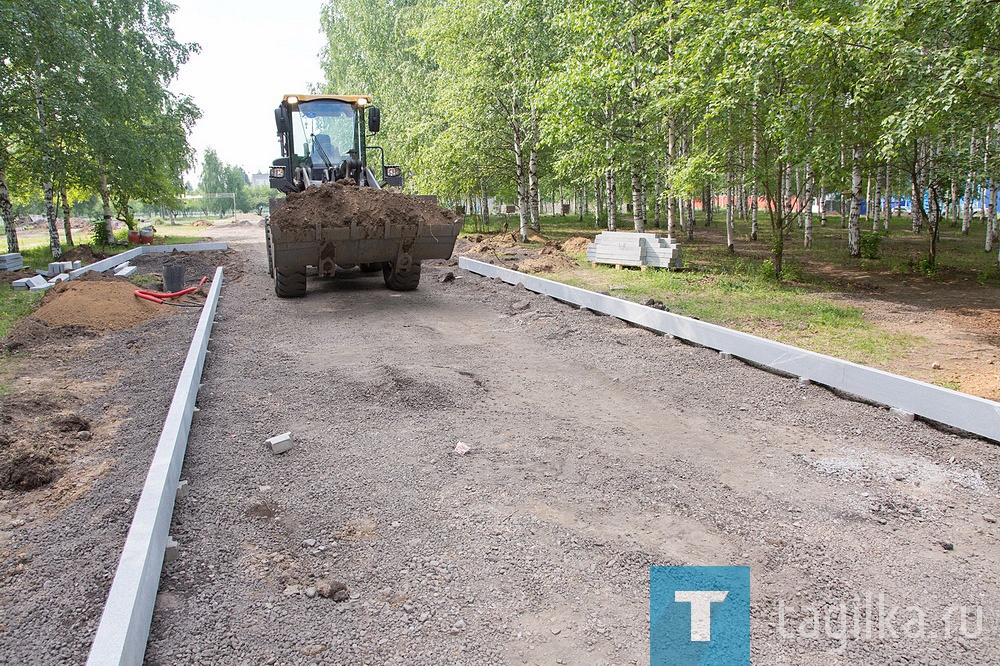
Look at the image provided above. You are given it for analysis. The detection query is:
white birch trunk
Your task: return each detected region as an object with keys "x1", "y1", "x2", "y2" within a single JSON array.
[
  {"x1": 986, "y1": 126, "x2": 995, "y2": 252},
  {"x1": 0, "y1": 155, "x2": 18, "y2": 253},
  {"x1": 595, "y1": 174, "x2": 605, "y2": 229},
  {"x1": 725, "y1": 168, "x2": 735, "y2": 252},
  {"x1": 33, "y1": 66, "x2": 61, "y2": 259},
  {"x1": 666, "y1": 117, "x2": 675, "y2": 237},
  {"x1": 873, "y1": 165, "x2": 883, "y2": 232},
  {"x1": 804, "y1": 163, "x2": 814, "y2": 248},
  {"x1": 513, "y1": 125, "x2": 529, "y2": 242},
  {"x1": 963, "y1": 129, "x2": 976, "y2": 236},
  {"x1": 60, "y1": 186, "x2": 74, "y2": 246},
  {"x1": 631, "y1": 167, "x2": 644, "y2": 232},
  {"x1": 884, "y1": 163, "x2": 892, "y2": 231},
  {"x1": 605, "y1": 168, "x2": 617, "y2": 231},
  {"x1": 528, "y1": 146, "x2": 540, "y2": 232},
  {"x1": 848, "y1": 146, "x2": 863, "y2": 257},
  {"x1": 819, "y1": 183, "x2": 827, "y2": 227}
]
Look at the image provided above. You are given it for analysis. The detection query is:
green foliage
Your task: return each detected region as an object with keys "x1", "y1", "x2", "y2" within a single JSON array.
[
  {"x1": 90, "y1": 217, "x2": 112, "y2": 247},
  {"x1": 0, "y1": 0, "x2": 200, "y2": 241},
  {"x1": 859, "y1": 231, "x2": 884, "y2": 259}
]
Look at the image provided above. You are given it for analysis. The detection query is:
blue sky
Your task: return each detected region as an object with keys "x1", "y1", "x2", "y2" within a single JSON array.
[{"x1": 168, "y1": 0, "x2": 328, "y2": 181}]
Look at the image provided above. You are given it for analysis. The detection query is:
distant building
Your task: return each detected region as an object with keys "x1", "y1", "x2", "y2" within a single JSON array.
[{"x1": 251, "y1": 172, "x2": 269, "y2": 188}]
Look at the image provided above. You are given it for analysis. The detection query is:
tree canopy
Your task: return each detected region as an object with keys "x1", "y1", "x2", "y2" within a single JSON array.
[
  {"x1": 320, "y1": 0, "x2": 1000, "y2": 269},
  {"x1": 0, "y1": 0, "x2": 199, "y2": 252}
]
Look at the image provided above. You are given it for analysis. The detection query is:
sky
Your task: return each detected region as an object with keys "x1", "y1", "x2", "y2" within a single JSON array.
[{"x1": 167, "y1": 0, "x2": 329, "y2": 183}]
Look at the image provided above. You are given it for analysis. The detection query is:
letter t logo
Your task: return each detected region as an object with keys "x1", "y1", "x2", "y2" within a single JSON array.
[{"x1": 674, "y1": 590, "x2": 729, "y2": 641}]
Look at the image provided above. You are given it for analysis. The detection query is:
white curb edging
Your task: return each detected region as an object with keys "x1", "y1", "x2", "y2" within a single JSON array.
[
  {"x1": 68, "y1": 242, "x2": 228, "y2": 280},
  {"x1": 87, "y1": 266, "x2": 225, "y2": 666},
  {"x1": 459, "y1": 257, "x2": 1000, "y2": 443}
]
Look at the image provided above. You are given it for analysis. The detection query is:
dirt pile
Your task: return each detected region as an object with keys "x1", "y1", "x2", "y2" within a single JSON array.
[
  {"x1": 516, "y1": 254, "x2": 580, "y2": 274},
  {"x1": 561, "y1": 236, "x2": 593, "y2": 254},
  {"x1": 61, "y1": 244, "x2": 108, "y2": 265},
  {"x1": 0, "y1": 268, "x2": 34, "y2": 286},
  {"x1": 30, "y1": 281, "x2": 176, "y2": 332},
  {"x1": 269, "y1": 181, "x2": 459, "y2": 233}
]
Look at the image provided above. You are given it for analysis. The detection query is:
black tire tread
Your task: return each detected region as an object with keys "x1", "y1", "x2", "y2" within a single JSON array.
[
  {"x1": 275, "y1": 266, "x2": 306, "y2": 297},
  {"x1": 383, "y1": 261, "x2": 421, "y2": 291}
]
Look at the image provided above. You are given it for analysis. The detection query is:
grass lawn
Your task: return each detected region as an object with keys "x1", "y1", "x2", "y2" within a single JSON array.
[{"x1": 463, "y1": 208, "x2": 998, "y2": 368}]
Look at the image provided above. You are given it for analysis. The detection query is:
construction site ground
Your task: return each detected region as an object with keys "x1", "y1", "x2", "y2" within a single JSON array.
[{"x1": 0, "y1": 223, "x2": 997, "y2": 664}]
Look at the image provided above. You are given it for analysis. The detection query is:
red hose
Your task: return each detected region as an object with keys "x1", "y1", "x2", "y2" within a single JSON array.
[
  {"x1": 133, "y1": 276, "x2": 209, "y2": 305},
  {"x1": 134, "y1": 291, "x2": 165, "y2": 304},
  {"x1": 134, "y1": 286, "x2": 198, "y2": 299}
]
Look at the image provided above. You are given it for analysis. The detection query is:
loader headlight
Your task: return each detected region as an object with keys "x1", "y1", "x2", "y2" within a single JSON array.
[
  {"x1": 385, "y1": 166, "x2": 401, "y2": 178},
  {"x1": 357, "y1": 97, "x2": 369, "y2": 107},
  {"x1": 286, "y1": 95, "x2": 299, "y2": 106},
  {"x1": 270, "y1": 166, "x2": 286, "y2": 179}
]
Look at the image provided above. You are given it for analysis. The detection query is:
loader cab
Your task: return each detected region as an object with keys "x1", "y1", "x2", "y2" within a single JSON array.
[{"x1": 269, "y1": 94, "x2": 403, "y2": 193}]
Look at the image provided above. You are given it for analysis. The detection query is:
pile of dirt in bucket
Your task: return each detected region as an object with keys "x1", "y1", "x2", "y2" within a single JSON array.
[
  {"x1": 29, "y1": 281, "x2": 176, "y2": 332},
  {"x1": 269, "y1": 181, "x2": 459, "y2": 237}
]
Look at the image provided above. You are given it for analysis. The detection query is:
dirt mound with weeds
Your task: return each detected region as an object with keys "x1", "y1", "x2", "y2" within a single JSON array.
[
  {"x1": 516, "y1": 254, "x2": 580, "y2": 274},
  {"x1": 61, "y1": 244, "x2": 109, "y2": 264},
  {"x1": 269, "y1": 181, "x2": 458, "y2": 237}
]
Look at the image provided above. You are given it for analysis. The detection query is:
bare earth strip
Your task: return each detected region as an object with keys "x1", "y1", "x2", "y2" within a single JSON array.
[{"x1": 140, "y1": 227, "x2": 998, "y2": 664}]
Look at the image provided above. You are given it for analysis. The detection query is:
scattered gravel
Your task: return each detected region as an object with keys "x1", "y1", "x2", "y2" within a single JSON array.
[{"x1": 1, "y1": 225, "x2": 997, "y2": 664}]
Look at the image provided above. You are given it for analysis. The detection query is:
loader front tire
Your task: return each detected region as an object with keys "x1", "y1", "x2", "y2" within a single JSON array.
[
  {"x1": 275, "y1": 266, "x2": 306, "y2": 298},
  {"x1": 383, "y1": 261, "x2": 421, "y2": 291}
]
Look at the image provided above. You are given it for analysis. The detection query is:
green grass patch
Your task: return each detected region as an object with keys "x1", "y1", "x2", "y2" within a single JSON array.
[
  {"x1": 0, "y1": 289, "x2": 44, "y2": 340},
  {"x1": 558, "y1": 262, "x2": 923, "y2": 365}
]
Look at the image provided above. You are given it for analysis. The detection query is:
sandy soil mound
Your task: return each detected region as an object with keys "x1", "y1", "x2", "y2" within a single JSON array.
[
  {"x1": 561, "y1": 236, "x2": 593, "y2": 254},
  {"x1": 269, "y1": 181, "x2": 458, "y2": 232},
  {"x1": 191, "y1": 219, "x2": 214, "y2": 227},
  {"x1": 30, "y1": 281, "x2": 175, "y2": 331}
]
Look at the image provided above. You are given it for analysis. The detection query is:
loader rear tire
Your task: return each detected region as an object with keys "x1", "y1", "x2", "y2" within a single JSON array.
[
  {"x1": 275, "y1": 266, "x2": 306, "y2": 298},
  {"x1": 265, "y1": 221, "x2": 274, "y2": 278},
  {"x1": 383, "y1": 261, "x2": 421, "y2": 291}
]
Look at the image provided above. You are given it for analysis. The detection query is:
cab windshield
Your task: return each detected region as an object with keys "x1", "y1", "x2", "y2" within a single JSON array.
[{"x1": 291, "y1": 100, "x2": 356, "y2": 167}]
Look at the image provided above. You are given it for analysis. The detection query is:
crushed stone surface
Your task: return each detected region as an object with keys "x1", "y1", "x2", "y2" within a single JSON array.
[{"x1": 0, "y1": 225, "x2": 996, "y2": 665}]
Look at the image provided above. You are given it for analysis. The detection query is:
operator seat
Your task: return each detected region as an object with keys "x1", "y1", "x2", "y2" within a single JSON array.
[{"x1": 311, "y1": 134, "x2": 341, "y2": 166}]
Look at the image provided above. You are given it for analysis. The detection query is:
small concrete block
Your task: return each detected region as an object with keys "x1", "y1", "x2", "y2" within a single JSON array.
[
  {"x1": 72, "y1": 260, "x2": 82, "y2": 270},
  {"x1": 29, "y1": 283, "x2": 54, "y2": 292},
  {"x1": 720, "y1": 352, "x2": 733, "y2": 360},
  {"x1": 114, "y1": 265, "x2": 138, "y2": 277},
  {"x1": 164, "y1": 536, "x2": 180, "y2": 562},
  {"x1": 176, "y1": 479, "x2": 189, "y2": 499},
  {"x1": 798, "y1": 377, "x2": 812, "y2": 387},
  {"x1": 11, "y1": 278, "x2": 31, "y2": 290},
  {"x1": 266, "y1": 432, "x2": 293, "y2": 455},
  {"x1": 49, "y1": 273, "x2": 70, "y2": 284},
  {"x1": 890, "y1": 407, "x2": 915, "y2": 423}
]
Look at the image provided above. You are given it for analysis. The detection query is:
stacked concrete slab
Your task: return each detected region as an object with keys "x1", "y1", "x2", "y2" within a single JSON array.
[
  {"x1": 12, "y1": 275, "x2": 52, "y2": 291},
  {"x1": 0, "y1": 253, "x2": 23, "y2": 271},
  {"x1": 586, "y1": 231, "x2": 683, "y2": 269}
]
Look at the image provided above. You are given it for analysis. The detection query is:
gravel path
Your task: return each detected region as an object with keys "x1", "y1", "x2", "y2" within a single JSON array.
[{"x1": 2, "y1": 225, "x2": 998, "y2": 664}]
